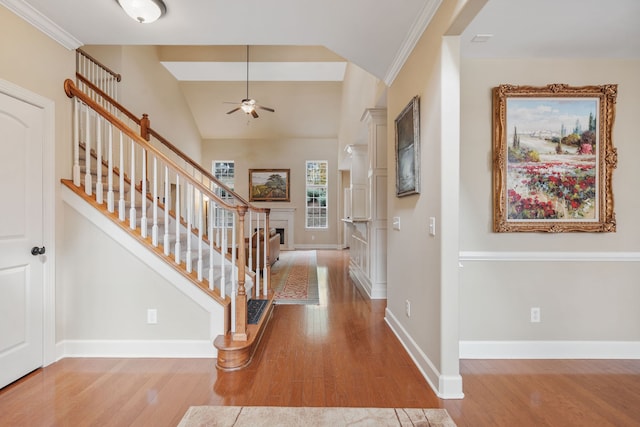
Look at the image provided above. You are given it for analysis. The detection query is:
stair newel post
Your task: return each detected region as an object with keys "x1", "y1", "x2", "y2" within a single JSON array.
[
  {"x1": 140, "y1": 147, "x2": 148, "y2": 238},
  {"x1": 72, "y1": 98, "x2": 81, "y2": 186},
  {"x1": 84, "y1": 105, "x2": 92, "y2": 196},
  {"x1": 107, "y1": 125, "x2": 114, "y2": 213},
  {"x1": 186, "y1": 183, "x2": 193, "y2": 273},
  {"x1": 234, "y1": 205, "x2": 249, "y2": 341},
  {"x1": 174, "y1": 175, "x2": 181, "y2": 264},
  {"x1": 140, "y1": 113, "x2": 150, "y2": 190},
  {"x1": 129, "y1": 138, "x2": 136, "y2": 230},
  {"x1": 163, "y1": 165, "x2": 170, "y2": 256},
  {"x1": 264, "y1": 209, "x2": 271, "y2": 295},
  {"x1": 151, "y1": 156, "x2": 159, "y2": 247},
  {"x1": 118, "y1": 130, "x2": 126, "y2": 221}
]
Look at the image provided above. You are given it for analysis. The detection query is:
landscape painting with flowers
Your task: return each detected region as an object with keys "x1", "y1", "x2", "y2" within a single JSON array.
[{"x1": 492, "y1": 84, "x2": 618, "y2": 233}]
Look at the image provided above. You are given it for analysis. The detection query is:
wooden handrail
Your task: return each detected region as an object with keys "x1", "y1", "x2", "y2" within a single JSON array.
[
  {"x1": 76, "y1": 73, "x2": 140, "y2": 124},
  {"x1": 75, "y1": 71, "x2": 266, "y2": 214},
  {"x1": 146, "y1": 127, "x2": 264, "y2": 211},
  {"x1": 77, "y1": 49, "x2": 122, "y2": 82},
  {"x1": 64, "y1": 79, "x2": 234, "y2": 211}
]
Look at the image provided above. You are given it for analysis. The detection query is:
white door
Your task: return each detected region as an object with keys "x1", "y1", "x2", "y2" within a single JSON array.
[{"x1": 0, "y1": 91, "x2": 45, "y2": 389}]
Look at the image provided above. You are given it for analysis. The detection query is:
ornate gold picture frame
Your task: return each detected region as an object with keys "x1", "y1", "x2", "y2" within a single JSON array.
[{"x1": 492, "y1": 83, "x2": 617, "y2": 232}]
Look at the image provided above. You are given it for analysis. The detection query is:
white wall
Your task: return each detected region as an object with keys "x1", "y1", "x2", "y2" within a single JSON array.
[
  {"x1": 202, "y1": 138, "x2": 339, "y2": 248},
  {"x1": 459, "y1": 58, "x2": 640, "y2": 357}
]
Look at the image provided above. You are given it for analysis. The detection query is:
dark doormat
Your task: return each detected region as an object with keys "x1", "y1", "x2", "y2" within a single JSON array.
[{"x1": 247, "y1": 299, "x2": 269, "y2": 325}]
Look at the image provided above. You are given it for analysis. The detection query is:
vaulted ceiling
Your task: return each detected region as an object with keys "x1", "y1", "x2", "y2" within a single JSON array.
[{"x1": 3, "y1": 0, "x2": 639, "y2": 140}]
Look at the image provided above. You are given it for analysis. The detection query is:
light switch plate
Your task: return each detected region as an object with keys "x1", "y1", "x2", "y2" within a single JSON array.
[
  {"x1": 429, "y1": 217, "x2": 436, "y2": 236},
  {"x1": 392, "y1": 217, "x2": 401, "y2": 231}
]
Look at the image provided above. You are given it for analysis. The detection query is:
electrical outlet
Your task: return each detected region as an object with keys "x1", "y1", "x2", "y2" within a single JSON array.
[
  {"x1": 147, "y1": 308, "x2": 158, "y2": 324},
  {"x1": 530, "y1": 307, "x2": 540, "y2": 323},
  {"x1": 405, "y1": 300, "x2": 411, "y2": 317}
]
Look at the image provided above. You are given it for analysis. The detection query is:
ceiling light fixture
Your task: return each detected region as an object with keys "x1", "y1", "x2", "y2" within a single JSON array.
[{"x1": 117, "y1": 0, "x2": 166, "y2": 24}]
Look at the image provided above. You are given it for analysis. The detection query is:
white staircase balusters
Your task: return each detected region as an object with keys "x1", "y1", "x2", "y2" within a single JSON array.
[
  {"x1": 107, "y1": 125, "x2": 115, "y2": 213},
  {"x1": 186, "y1": 183, "x2": 193, "y2": 273},
  {"x1": 197, "y1": 189, "x2": 203, "y2": 282},
  {"x1": 247, "y1": 211, "x2": 253, "y2": 276},
  {"x1": 255, "y1": 213, "x2": 261, "y2": 296},
  {"x1": 73, "y1": 98, "x2": 81, "y2": 186},
  {"x1": 152, "y1": 157, "x2": 159, "y2": 247},
  {"x1": 208, "y1": 199, "x2": 214, "y2": 291},
  {"x1": 262, "y1": 214, "x2": 268, "y2": 295},
  {"x1": 118, "y1": 130, "x2": 126, "y2": 222},
  {"x1": 84, "y1": 106, "x2": 92, "y2": 196},
  {"x1": 174, "y1": 175, "x2": 181, "y2": 265},
  {"x1": 220, "y1": 209, "x2": 226, "y2": 300},
  {"x1": 163, "y1": 165, "x2": 170, "y2": 256},
  {"x1": 129, "y1": 139, "x2": 136, "y2": 230},
  {"x1": 95, "y1": 117, "x2": 103, "y2": 205},
  {"x1": 140, "y1": 148, "x2": 148, "y2": 238},
  {"x1": 231, "y1": 211, "x2": 237, "y2": 297}
]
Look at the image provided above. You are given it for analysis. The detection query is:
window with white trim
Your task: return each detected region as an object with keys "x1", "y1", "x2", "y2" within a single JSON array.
[
  {"x1": 212, "y1": 161, "x2": 235, "y2": 226},
  {"x1": 305, "y1": 160, "x2": 328, "y2": 229}
]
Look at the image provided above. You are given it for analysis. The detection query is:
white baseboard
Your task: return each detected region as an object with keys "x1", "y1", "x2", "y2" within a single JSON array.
[
  {"x1": 460, "y1": 340, "x2": 640, "y2": 359},
  {"x1": 294, "y1": 244, "x2": 342, "y2": 250},
  {"x1": 385, "y1": 309, "x2": 464, "y2": 399},
  {"x1": 56, "y1": 340, "x2": 216, "y2": 360}
]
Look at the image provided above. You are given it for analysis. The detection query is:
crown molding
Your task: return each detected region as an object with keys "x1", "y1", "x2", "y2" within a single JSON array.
[
  {"x1": 383, "y1": 0, "x2": 443, "y2": 86},
  {"x1": 1, "y1": 0, "x2": 82, "y2": 50}
]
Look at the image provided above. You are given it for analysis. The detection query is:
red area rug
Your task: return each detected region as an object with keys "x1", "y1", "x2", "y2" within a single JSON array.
[{"x1": 272, "y1": 250, "x2": 319, "y2": 305}]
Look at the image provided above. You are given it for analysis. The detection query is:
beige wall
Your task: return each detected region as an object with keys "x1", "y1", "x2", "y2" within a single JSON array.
[
  {"x1": 386, "y1": 0, "x2": 467, "y2": 397},
  {"x1": 82, "y1": 45, "x2": 203, "y2": 161},
  {"x1": 202, "y1": 138, "x2": 339, "y2": 248},
  {"x1": 459, "y1": 58, "x2": 640, "y2": 345},
  {"x1": 0, "y1": 6, "x2": 213, "y2": 349}
]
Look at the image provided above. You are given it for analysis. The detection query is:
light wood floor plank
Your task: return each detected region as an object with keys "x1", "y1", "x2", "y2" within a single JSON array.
[{"x1": 1, "y1": 250, "x2": 639, "y2": 426}]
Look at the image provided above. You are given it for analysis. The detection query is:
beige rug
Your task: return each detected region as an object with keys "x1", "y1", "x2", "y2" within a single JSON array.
[{"x1": 178, "y1": 406, "x2": 456, "y2": 426}]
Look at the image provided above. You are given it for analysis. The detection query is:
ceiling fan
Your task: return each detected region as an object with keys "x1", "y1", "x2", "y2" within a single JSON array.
[{"x1": 225, "y1": 45, "x2": 275, "y2": 118}]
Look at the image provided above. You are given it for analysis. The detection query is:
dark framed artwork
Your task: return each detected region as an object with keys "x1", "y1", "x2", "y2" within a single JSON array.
[
  {"x1": 395, "y1": 95, "x2": 420, "y2": 197},
  {"x1": 493, "y1": 83, "x2": 618, "y2": 232},
  {"x1": 249, "y1": 169, "x2": 290, "y2": 202}
]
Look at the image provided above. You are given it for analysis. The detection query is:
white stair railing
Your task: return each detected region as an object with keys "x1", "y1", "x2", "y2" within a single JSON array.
[{"x1": 66, "y1": 79, "x2": 255, "y2": 338}]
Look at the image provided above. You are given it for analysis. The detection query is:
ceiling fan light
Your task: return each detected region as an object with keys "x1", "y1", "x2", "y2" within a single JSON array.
[
  {"x1": 117, "y1": 0, "x2": 166, "y2": 24},
  {"x1": 240, "y1": 103, "x2": 255, "y2": 114}
]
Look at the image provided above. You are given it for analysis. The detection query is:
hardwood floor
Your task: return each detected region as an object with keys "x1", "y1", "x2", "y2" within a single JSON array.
[{"x1": 1, "y1": 250, "x2": 640, "y2": 426}]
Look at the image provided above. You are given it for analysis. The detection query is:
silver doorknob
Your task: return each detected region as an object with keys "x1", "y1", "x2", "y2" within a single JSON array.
[{"x1": 31, "y1": 246, "x2": 46, "y2": 256}]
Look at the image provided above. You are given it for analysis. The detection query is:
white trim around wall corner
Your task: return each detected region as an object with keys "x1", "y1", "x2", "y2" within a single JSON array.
[
  {"x1": 0, "y1": 0, "x2": 82, "y2": 49},
  {"x1": 383, "y1": 0, "x2": 443, "y2": 86},
  {"x1": 385, "y1": 308, "x2": 464, "y2": 399},
  {"x1": 460, "y1": 341, "x2": 640, "y2": 360},
  {"x1": 56, "y1": 340, "x2": 216, "y2": 360},
  {"x1": 459, "y1": 251, "x2": 640, "y2": 263}
]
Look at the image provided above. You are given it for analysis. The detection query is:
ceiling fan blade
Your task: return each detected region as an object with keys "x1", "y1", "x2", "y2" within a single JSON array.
[
  {"x1": 251, "y1": 110, "x2": 259, "y2": 118},
  {"x1": 257, "y1": 105, "x2": 275, "y2": 113},
  {"x1": 226, "y1": 107, "x2": 241, "y2": 114}
]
